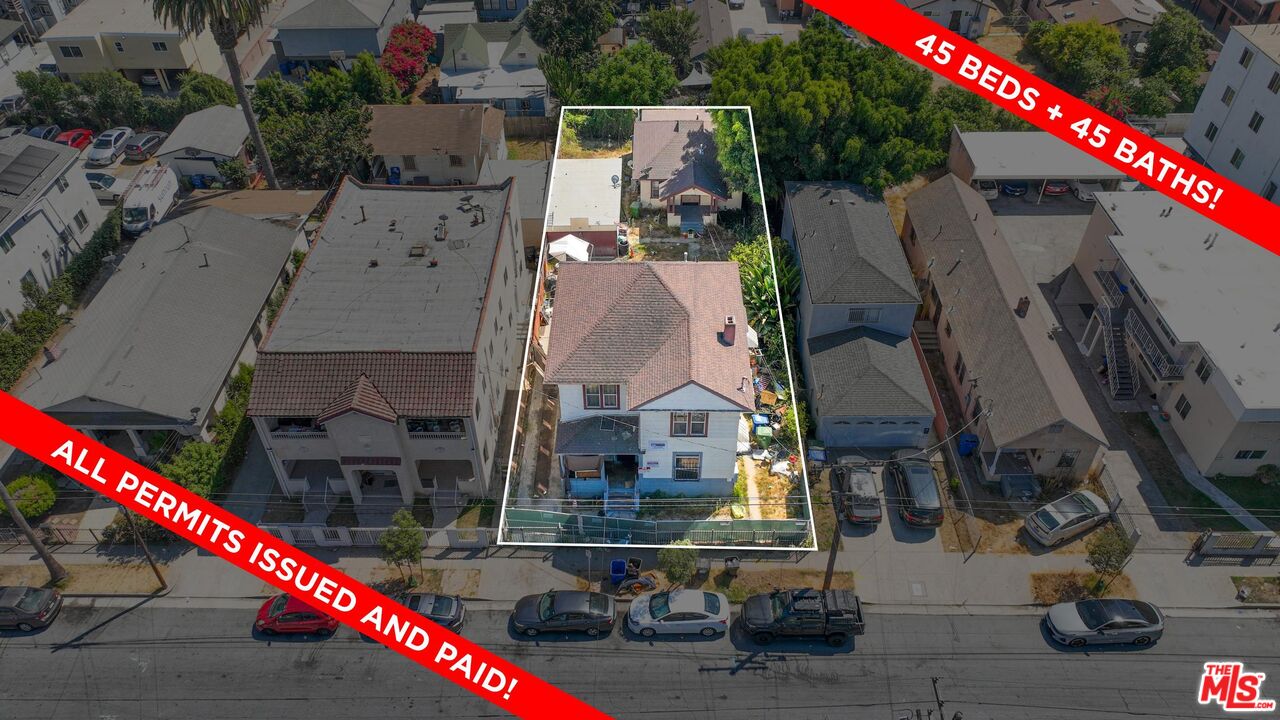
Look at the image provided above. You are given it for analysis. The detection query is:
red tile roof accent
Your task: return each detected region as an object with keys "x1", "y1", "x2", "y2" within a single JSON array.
[
  {"x1": 317, "y1": 373, "x2": 398, "y2": 425},
  {"x1": 545, "y1": 262, "x2": 754, "y2": 411},
  {"x1": 248, "y1": 351, "x2": 475, "y2": 419}
]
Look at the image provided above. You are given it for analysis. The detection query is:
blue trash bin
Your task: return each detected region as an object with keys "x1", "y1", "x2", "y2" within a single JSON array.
[
  {"x1": 957, "y1": 433, "x2": 980, "y2": 457},
  {"x1": 609, "y1": 558, "x2": 628, "y2": 585}
]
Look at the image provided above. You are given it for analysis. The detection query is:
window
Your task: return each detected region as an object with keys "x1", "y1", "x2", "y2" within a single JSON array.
[
  {"x1": 1240, "y1": 47, "x2": 1254, "y2": 68},
  {"x1": 847, "y1": 307, "x2": 881, "y2": 324},
  {"x1": 944, "y1": 321, "x2": 952, "y2": 337},
  {"x1": 954, "y1": 351, "x2": 967, "y2": 384},
  {"x1": 1174, "y1": 394, "x2": 1192, "y2": 420},
  {"x1": 113, "y1": 41, "x2": 123, "y2": 52},
  {"x1": 402, "y1": 155, "x2": 417, "y2": 171},
  {"x1": 1222, "y1": 85, "x2": 1235, "y2": 105},
  {"x1": 1057, "y1": 449, "x2": 1079, "y2": 468},
  {"x1": 55, "y1": 174, "x2": 69, "y2": 192},
  {"x1": 1230, "y1": 148, "x2": 1245, "y2": 169},
  {"x1": 59, "y1": 45, "x2": 83, "y2": 58},
  {"x1": 972, "y1": 398, "x2": 983, "y2": 419},
  {"x1": 449, "y1": 155, "x2": 463, "y2": 167},
  {"x1": 1265, "y1": 182, "x2": 1277, "y2": 202},
  {"x1": 1270, "y1": 71, "x2": 1280, "y2": 94},
  {"x1": 1249, "y1": 112, "x2": 1264, "y2": 133},
  {"x1": 583, "y1": 384, "x2": 619, "y2": 410},
  {"x1": 673, "y1": 454, "x2": 701, "y2": 481},
  {"x1": 0, "y1": 232, "x2": 13, "y2": 252},
  {"x1": 73, "y1": 210, "x2": 88, "y2": 231},
  {"x1": 1235, "y1": 450, "x2": 1267, "y2": 460},
  {"x1": 1131, "y1": 279, "x2": 1149, "y2": 304},
  {"x1": 1195, "y1": 356, "x2": 1213, "y2": 383},
  {"x1": 1204, "y1": 122, "x2": 1219, "y2": 142},
  {"x1": 1048, "y1": 423, "x2": 1064, "y2": 434},
  {"x1": 649, "y1": 180, "x2": 660, "y2": 199},
  {"x1": 406, "y1": 417, "x2": 465, "y2": 434},
  {"x1": 671, "y1": 412, "x2": 707, "y2": 437},
  {"x1": 152, "y1": 41, "x2": 168, "y2": 52}
]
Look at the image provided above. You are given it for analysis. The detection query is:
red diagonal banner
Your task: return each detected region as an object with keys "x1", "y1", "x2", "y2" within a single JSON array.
[
  {"x1": 0, "y1": 391, "x2": 612, "y2": 720},
  {"x1": 810, "y1": 0, "x2": 1280, "y2": 257}
]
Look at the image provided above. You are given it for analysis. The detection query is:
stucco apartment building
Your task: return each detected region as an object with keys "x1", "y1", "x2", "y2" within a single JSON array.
[
  {"x1": 1072, "y1": 191, "x2": 1280, "y2": 477},
  {"x1": 0, "y1": 135, "x2": 104, "y2": 327},
  {"x1": 1188, "y1": 0, "x2": 1280, "y2": 31},
  {"x1": 41, "y1": 0, "x2": 222, "y2": 89},
  {"x1": 1184, "y1": 25, "x2": 1280, "y2": 204},
  {"x1": 247, "y1": 178, "x2": 528, "y2": 509},
  {"x1": 902, "y1": 175, "x2": 1107, "y2": 493},
  {"x1": 905, "y1": 0, "x2": 994, "y2": 39}
]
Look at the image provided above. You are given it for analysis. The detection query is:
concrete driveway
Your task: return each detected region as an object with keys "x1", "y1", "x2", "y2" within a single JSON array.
[{"x1": 729, "y1": 0, "x2": 803, "y2": 42}]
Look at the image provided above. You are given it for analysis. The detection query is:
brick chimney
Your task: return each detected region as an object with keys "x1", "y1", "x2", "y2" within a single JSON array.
[
  {"x1": 1014, "y1": 296, "x2": 1030, "y2": 318},
  {"x1": 722, "y1": 315, "x2": 736, "y2": 345}
]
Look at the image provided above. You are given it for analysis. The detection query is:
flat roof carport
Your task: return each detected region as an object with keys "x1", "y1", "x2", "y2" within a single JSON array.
[{"x1": 952, "y1": 129, "x2": 1186, "y2": 182}]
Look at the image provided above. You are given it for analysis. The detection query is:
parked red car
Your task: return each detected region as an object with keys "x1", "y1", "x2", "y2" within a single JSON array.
[
  {"x1": 255, "y1": 594, "x2": 338, "y2": 636},
  {"x1": 54, "y1": 128, "x2": 93, "y2": 150},
  {"x1": 1042, "y1": 180, "x2": 1072, "y2": 196}
]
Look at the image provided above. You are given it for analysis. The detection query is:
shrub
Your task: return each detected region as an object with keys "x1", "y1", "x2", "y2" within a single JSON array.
[
  {"x1": 1086, "y1": 526, "x2": 1135, "y2": 580},
  {"x1": 379, "y1": 21, "x2": 436, "y2": 93},
  {"x1": 657, "y1": 540, "x2": 697, "y2": 585},
  {"x1": 7, "y1": 473, "x2": 57, "y2": 519},
  {"x1": 1254, "y1": 464, "x2": 1280, "y2": 485},
  {"x1": 216, "y1": 158, "x2": 252, "y2": 190}
]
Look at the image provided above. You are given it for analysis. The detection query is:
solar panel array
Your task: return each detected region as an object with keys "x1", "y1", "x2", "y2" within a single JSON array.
[{"x1": 0, "y1": 144, "x2": 59, "y2": 196}]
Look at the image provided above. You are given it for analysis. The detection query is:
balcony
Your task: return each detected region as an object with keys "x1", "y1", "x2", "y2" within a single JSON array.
[
  {"x1": 407, "y1": 432, "x2": 467, "y2": 440},
  {"x1": 1124, "y1": 310, "x2": 1185, "y2": 381},
  {"x1": 1093, "y1": 269, "x2": 1125, "y2": 308}
]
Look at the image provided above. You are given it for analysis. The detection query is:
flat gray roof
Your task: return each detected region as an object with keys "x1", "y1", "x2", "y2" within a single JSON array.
[
  {"x1": 478, "y1": 159, "x2": 549, "y2": 221},
  {"x1": 0, "y1": 135, "x2": 79, "y2": 228},
  {"x1": 959, "y1": 131, "x2": 1185, "y2": 181},
  {"x1": 1098, "y1": 191, "x2": 1280, "y2": 410},
  {"x1": 264, "y1": 179, "x2": 514, "y2": 354},
  {"x1": 547, "y1": 158, "x2": 622, "y2": 228},
  {"x1": 16, "y1": 208, "x2": 295, "y2": 422},
  {"x1": 44, "y1": 0, "x2": 181, "y2": 38}
]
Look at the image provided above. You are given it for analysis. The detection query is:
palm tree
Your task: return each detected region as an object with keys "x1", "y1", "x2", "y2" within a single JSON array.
[{"x1": 149, "y1": 0, "x2": 280, "y2": 189}]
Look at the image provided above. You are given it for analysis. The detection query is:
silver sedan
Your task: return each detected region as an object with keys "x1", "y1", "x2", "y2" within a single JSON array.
[{"x1": 1045, "y1": 599, "x2": 1164, "y2": 648}]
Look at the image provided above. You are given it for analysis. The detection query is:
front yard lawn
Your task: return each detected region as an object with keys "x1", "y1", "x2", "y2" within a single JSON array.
[
  {"x1": 1208, "y1": 476, "x2": 1280, "y2": 532},
  {"x1": 455, "y1": 499, "x2": 496, "y2": 529},
  {"x1": 1232, "y1": 576, "x2": 1280, "y2": 604}
]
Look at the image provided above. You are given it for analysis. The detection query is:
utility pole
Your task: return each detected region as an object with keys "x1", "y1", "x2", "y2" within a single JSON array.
[
  {"x1": 0, "y1": 477, "x2": 67, "y2": 584},
  {"x1": 122, "y1": 506, "x2": 167, "y2": 591},
  {"x1": 931, "y1": 676, "x2": 946, "y2": 720}
]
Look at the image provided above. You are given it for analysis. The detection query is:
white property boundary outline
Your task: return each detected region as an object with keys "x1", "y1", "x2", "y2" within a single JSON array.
[{"x1": 496, "y1": 105, "x2": 817, "y2": 552}]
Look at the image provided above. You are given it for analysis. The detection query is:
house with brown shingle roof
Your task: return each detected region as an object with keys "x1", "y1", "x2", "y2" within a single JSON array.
[
  {"x1": 545, "y1": 261, "x2": 753, "y2": 509},
  {"x1": 1027, "y1": 0, "x2": 1164, "y2": 48},
  {"x1": 632, "y1": 114, "x2": 742, "y2": 231},
  {"x1": 246, "y1": 177, "x2": 529, "y2": 517},
  {"x1": 365, "y1": 104, "x2": 507, "y2": 185}
]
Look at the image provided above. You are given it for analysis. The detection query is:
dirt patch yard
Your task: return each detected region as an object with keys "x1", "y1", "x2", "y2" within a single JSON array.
[
  {"x1": 557, "y1": 139, "x2": 632, "y2": 159},
  {"x1": 507, "y1": 139, "x2": 552, "y2": 161},
  {"x1": 360, "y1": 567, "x2": 482, "y2": 598},
  {"x1": 1232, "y1": 576, "x2": 1280, "y2": 604},
  {"x1": 0, "y1": 562, "x2": 165, "y2": 595},
  {"x1": 1031, "y1": 570, "x2": 1136, "y2": 605}
]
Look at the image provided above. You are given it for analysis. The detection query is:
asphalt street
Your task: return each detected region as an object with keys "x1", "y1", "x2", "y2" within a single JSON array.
[{"x1": 1, "y1": 603, "x2": 1276, "y2": 720}]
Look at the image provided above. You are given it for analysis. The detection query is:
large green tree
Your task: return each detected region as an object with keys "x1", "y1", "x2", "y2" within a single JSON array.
[
  {"x1": 177, "y1": 71, "x2": 237, "y2": 113},
  {"x1": 303, "y1": 67, "x2": 358, "y2": 112},
  {"x1": 251, "y1": 73, "x2": 306, "y2": 120},
  {"x1": 539, "y1": 54, "x2": 583, "y2": 106},
  {"x1": 925, "y1": 85, "x2": 1030, "y2": 133},
  {"x1": 641, "y1": 6, "x2": 700, "y2": 77},
  {"x1": 524, "y1": 0, "x2": 614, "y2": 63},
  {"x1": 583, "y1": 41, "x2": 678, "y2": 106},
  {"x1": 1026, "y1": 20, "x2": 1130, "y2": 97},
  {"x1": 74, "y1": 71, "x2": 143, "y2": 129},
  {"x1": 1142, "y1": 7, "x2": 1209, "y2": 78},
  {"x1": 349, "y1": 51, "x2": 403, "y2": 105},
  {"x1": 14, "y1": 71, "x2": 74, "y2": 126},
  {"x1": 709, "y1": 17, "x2": 947, "y2": 196},
  {"x1": 710, "y1": 109, "x2": 760, "y2": 203},
  {"x1": 261, "y1": 102, "x2": 372, "y2": 188},
  {"x1": 149, "y1": 0, "x2": 280, "y2": 188}
]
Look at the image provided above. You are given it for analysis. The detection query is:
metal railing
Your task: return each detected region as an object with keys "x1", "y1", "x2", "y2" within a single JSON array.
[
  {"x1": 1095, "y1": 269, "x2": 1125, "y2": 307},
  {"x1": 1124, "y1": 310, "x2": 1185, "y2": 380},
  {"x1": 270, "y1": 430, "x2": 328, "y2": 439}
]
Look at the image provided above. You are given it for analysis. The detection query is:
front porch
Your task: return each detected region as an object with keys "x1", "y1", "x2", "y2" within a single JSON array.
[{"x1": 979, "y1": 449, "x2": 1042, "y2": 502}]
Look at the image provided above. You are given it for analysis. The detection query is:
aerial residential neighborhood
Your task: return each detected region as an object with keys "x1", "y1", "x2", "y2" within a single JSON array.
[{"x1": 0, "y1": 0, "x2": 1276, "y2": 717}]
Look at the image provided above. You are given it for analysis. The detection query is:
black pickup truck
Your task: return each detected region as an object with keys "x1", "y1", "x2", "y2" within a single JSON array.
[{"x1": 739, "y1": 588, "x2": 866, "y2": 646}]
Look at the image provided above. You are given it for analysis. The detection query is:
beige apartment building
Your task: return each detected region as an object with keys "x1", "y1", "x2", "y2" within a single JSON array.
[
  {"x1": 43, "y1": 0, "x2": 222, "y2": 89},
  {"x1": 1072, "y1": 191, "x2": 1280, "y2": 478}
]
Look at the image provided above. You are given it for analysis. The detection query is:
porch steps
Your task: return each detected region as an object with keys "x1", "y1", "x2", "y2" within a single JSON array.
[
  {"x1": 914, "y1": 323, "x2": 940, "y2": 352},
  {"x1": 603, "y1": 489, "x2": 639, "y2": 519}
]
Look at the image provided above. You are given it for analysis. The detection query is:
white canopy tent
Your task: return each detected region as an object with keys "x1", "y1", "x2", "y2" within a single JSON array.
[{"x1": 548, "y1": 234, "x2": 592, "y2": 262}]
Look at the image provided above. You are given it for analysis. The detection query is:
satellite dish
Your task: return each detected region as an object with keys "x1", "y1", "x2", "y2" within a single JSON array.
[{"x1": 611, "y1": 174, "x2": 620, "y2": 188}]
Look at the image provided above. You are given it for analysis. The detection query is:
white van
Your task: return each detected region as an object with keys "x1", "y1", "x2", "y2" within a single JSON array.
[{"x1": 121, "y1": 164, "x2": 179, "y2": 235}]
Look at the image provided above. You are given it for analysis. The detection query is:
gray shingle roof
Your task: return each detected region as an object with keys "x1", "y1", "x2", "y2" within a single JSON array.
[
  {"x1": 785, "y1": 181, "x2": 919, "y2": 306},
  {"x1": 632, "y1": 119, "x2": 728, "y2": 199},
  {"x1": 156, "y1": 105, "x2": 249, "y2": 159},
  {"x1": 806, "y1": 327, "x2": 933, "y2": 418},
  {"x1": 275, "y1": 0, "x2": 394, "y2": 29},
  {"x1": 690, "y1": 0, "x2": 732, "y2": 58},
  {"x1": 0, "y1": 135, "x2": 79, "y2": 228},
  {"x1": 904, "y1": 175, "x2": 1105, "y2": 447},
  {"x1": 546, "y1": 262, "x2": 754, "y2": 412},
  {"x1": 555, "y1": 414, "x2": 641, "y2": 455},
  {"x1": 263, "y1": 178, "x2": 514, "y2": 354},
  {"x1": 15, "y1": 208, "x2": 296, "y2": 423}
]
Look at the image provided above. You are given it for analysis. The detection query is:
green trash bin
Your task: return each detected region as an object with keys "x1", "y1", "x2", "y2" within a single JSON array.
[{"x1": 755, "y1": 425, "x2": 774, "y2": 448}]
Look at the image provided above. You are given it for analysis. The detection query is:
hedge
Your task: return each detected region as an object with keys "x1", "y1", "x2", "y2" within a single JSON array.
[
  {"x1": 0, "y1": 210, "x2": 122, "y2": 390},
  {"x1": 7, "y1": 473, "x2": 57, "y2": 519}
]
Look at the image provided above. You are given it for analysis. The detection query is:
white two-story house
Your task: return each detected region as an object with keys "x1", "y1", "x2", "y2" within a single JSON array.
[
  {"x1": 544, "y1": 262, "x2": 754, "y2": 515},
  {"x1": 782, "y1": 181, "x2": 936, "y2": 449}
]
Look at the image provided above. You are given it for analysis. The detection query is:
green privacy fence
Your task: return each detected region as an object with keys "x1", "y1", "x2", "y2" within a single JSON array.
[{"x1": 502, "y1": 508, "x2": 814, "y2": 547}]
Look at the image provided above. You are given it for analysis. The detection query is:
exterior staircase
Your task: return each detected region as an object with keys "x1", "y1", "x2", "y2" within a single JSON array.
[
  {"x1": 603, "y1": 488, "x2": 639, "y2": 519},
  {"x1": 1100, "y1": 305, "x2": 1136, "y2": 400},
  {"x1": 914, "y1": 322, "x2": 940, "y2": 352}
]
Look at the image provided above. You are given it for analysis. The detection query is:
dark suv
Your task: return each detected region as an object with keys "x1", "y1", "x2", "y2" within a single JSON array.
[
  {"x1": 739, "y1": 588, "x2": 865, "y2": 646},
  {"x1": 124, "y1": 131, "x2": 167, "y2": 161},
  {"x1": 886, "y1": 453, "x2": 944, "y2": 527}
]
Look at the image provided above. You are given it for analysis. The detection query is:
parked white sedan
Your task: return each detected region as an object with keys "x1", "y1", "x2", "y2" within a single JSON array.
[
  {"x1": 626, "y1": 590, "x2": 730, "y2": 638},
  {"x1": 1024, "y1": 490, "x2": 1108, "y2": 546}
]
